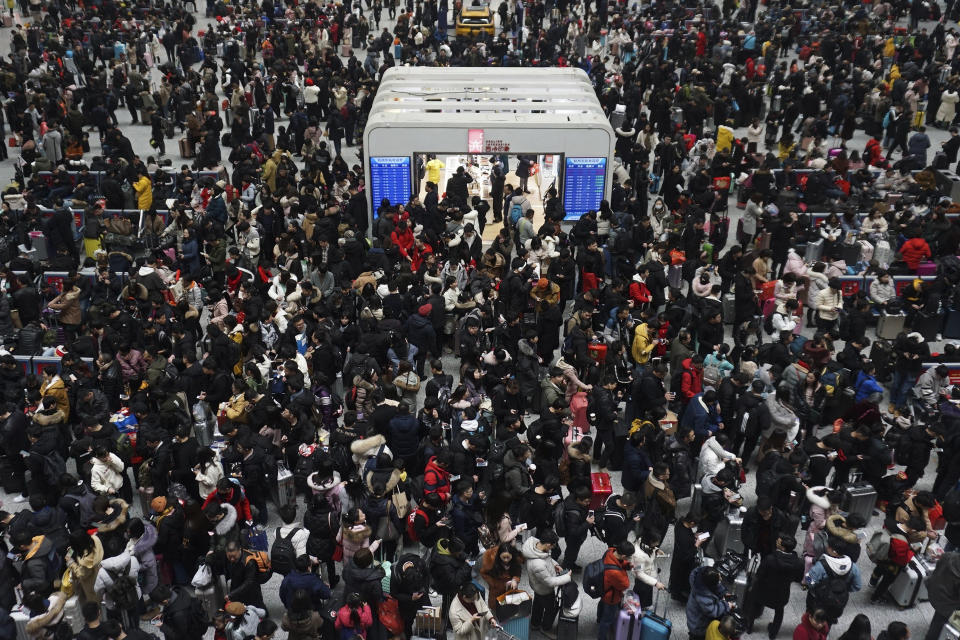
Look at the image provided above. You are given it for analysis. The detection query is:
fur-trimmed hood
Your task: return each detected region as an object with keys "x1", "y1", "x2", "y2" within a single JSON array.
[
  {"x1": 214, "y1": 503, "x2": 238, "y2": 535},
  {"x1": 567, "y1": 444, "x2": 591, "y2": 462},
  {"x1": 805, "y1": 486, "x2": 832, "y2": 510},
  {"x1": 95, "y1": 499, "x2": 129, "y2": 533},
  {"x1": 825, "y1": 514, "x2": 858, "y2": 544},
  {"x1": 25, "y1": 591, "x2": 66, "y2": 634},
  {"x1": 342, "y1": 523, "x2": 372, "y2": 544},
  {"x1": 351, "y1": 434, "x2": 386, "y2": 456}
]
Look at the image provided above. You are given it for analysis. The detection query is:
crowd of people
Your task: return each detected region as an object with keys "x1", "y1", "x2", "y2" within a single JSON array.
[{"x1": 2, "y1": 0, "x2": 960, "y2": 639}]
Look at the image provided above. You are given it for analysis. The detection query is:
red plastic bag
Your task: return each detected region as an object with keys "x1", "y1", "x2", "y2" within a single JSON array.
[{"x1": 379, "y1": 596, "x2": 404, "y2": 635}]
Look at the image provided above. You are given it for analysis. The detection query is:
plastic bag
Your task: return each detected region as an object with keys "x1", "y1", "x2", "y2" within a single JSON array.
[{"x1": 191, "y1": 563, "x2": 213, "y2": 589}]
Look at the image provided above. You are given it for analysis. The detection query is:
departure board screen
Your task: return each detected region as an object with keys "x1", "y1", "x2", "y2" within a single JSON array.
[
  {"x1": 563, "y1": 157, "x2": 606, "y2": 219},
  {"x1": 369, "y1": 157, "x2": 412, "y2": 215}
]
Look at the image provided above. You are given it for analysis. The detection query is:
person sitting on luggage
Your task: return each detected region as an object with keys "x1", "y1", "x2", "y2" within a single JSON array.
[
  {"x1": 742, "y1": 495, "x2": 788, "y2": 558},
  {"x1": 868, "y1": 515, "x2": 924, "y2": 604},
  {"x1": 894, "y1": 490, "x2": 942, "y2": 543},
  {"x1": 686, "y1": 565, "x2": 733, "y2": 640}
]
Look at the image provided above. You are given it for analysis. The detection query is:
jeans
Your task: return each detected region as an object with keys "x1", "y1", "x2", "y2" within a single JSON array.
[
  {"x1": 531, "y1": 591, "x2": 559, "y2": 631},
  {"x1": 890, "y1": 370, "x2": 917, "y2": 410},
  {"x1": 597, "y1": 600, "x2": 619, "y2": 640}
]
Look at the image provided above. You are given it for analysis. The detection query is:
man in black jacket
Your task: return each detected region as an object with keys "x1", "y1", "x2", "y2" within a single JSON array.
[
  {"x1": 744, "y1": 535, "x2": 805, "y2": 638},
  {"x1": 717, "y1": 372, "x2": 748, "y2": 429},
  {"x1": 560, "y1": 486, "x2": 595, "y2": 571},
  {"x1": 632, "y1": 363, "x2": 670, "y2": 421},
  {"x1": 742, "y1": 495, "x2": 787, "y2": 558},
  {"x1": 735, "y1": 380, "x2": 770, "y2": 467},
  {"x1": 150, "y1": 585, "x2": 207, "y2": 640},
  {"x1": 591, "y1": 377, "x2": 620, "y2": 471},
  {"x1": 602, "y1": 492, "x2": 639, "y2": 545}
]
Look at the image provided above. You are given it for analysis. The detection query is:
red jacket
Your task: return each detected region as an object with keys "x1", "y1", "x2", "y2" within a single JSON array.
[
  {"x1": 423, "y1": 456, "x2": 451, "y2": 503},
  {"x1": 900, "y1": 237, "x2": 931, "y2": 270},
  {"x1": 680, "y1": 357, "x2": 704, "y2": 403},
  {"x1": 391, "y1": 227, "x2": 414, "y2": 259},
  {"x1": 600, "y1": 547, "x2": 631, "y2": 605},
  {"x1": 629, "y1": 280, "x2": 651, "y2": 305},
  {"x1": 201, "y1": 485, "x2": 253, "y2": 523},
  {"x1": 888, "y1": 534, "x2": 915, "y2": 567},
  {"x1": 793, "y1": 614, "x2": 829, "y2": 640}
]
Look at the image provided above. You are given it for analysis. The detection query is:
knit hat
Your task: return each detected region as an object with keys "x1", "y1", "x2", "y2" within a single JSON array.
[
  {"x1": 418, "y1": 304, "x2": 432, "y2": 316},
  {"x1": 536, "y1": 278, "x2": 549, "y2": 288},
  {"x1": 224, "y1": 602, "x2": 246, "y2": 617},
  {"x1": 150, "y1": 497, "x2": 167, "y2": 513}
]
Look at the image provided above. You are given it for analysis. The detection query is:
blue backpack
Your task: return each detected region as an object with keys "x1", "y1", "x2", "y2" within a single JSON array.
[{"x1": 510, "y1": 200, "x2": 524, "y2": 224}]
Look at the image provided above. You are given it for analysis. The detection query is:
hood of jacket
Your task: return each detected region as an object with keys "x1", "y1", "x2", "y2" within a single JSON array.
[
  {"x1": 351, "y1": 434, "x2": 386, "y2": 457},
  {"x1": 25, "y1": 591, "x2": 66, "y2": 634},
  {"x1": 805, "y1": 487, "x2": 832, "y2": 510},
  {"x1": 133, "y1": 522, "x2": 158, "y2": 558},
  {"x1": 518, "y1": 339, "x2": 538, "y2": 358},
  {"x1": 214, "y1": 503, "x2": 238, "y2": 535},
  {"x1": 96, "y1": 499, "x2": 129, "y2": 533},
  {"x1": 309, "y1": 470, "x2": 342, "y2": 493},
  {"x1": 342, "y1": 558, "x2": 385, "y2": 586},
  {"x1": 343, "y1": 523, "x2": 372, "y2": 544},
  {"x1": 100, "y1": 550, "x2": 135, "y2": 573},
  {"x1": 521, "y1": 535, "x2": 549, "y2": 561},
  {"x1": 821, "y1": 553, "x2": 853, "y2": 575},
  {"x1": 567, "y1": 444, "x2": 591, "y2": 462},
  {"x1": 825, "y1": 514, "x2": 858, "y2": 544}
]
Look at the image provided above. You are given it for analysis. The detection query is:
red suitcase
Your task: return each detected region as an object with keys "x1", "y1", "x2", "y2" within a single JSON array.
[
  {"x1": 590, "y1": 472, "x2": 612, "y2": 510},
  {"x1": 917, "y1": 261, "x2": 937, "y2": 277}
]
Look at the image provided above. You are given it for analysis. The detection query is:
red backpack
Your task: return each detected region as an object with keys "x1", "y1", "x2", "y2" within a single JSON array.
[{"x1": 406, "y1": 508, "x2": 429, "y2": 542}]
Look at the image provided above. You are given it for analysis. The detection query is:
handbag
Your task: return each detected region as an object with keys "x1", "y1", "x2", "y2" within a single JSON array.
[
  {"x1": 333, "y1": 530, "x2": 344, "y2": 562},
  {"x1": 60, "y1": 568, "x2": 74, "y2": 597},
  {"x1": 390, "y1": 485, "x2": 410, "y2": 519},
  {"x1": 379, "y1": 596, "x2": 404, "y2": 635}
]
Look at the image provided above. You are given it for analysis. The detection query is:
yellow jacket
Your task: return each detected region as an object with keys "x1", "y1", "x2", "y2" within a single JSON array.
[
  {"x1": 133, "y1": 175, "x2": 152, "y2": 210},
  {"x1": 631, "y1": 323, "x2": 655, "y2": 364},
  {"x1": 425, "y1": 158, "x2": 445, "y2": 184},
  {"x1": 883, "y1": 38, "x2": 896, "y2": 58},
  {"x1": 716, "y1": 125, "x2": 734, "y2": 154},
  {"x1": 40, "y1": 376, "x2": 70, "y2": 420}
]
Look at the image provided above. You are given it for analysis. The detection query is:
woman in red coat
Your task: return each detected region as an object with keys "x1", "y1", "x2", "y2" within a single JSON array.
[{"x1": 793, "y1": 609, "x2": 830, "y2": 640}]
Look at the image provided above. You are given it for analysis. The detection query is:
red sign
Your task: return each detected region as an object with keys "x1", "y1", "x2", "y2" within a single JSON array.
[
  {"x1": 467, "y1": 129, "x2": 484, "y2": 154},
  {"x1": 840, "y1": 279, "x2": 860, "y2": 297}
]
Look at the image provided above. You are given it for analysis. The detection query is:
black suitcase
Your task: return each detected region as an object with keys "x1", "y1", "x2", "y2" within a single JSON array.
[
  {"x1": 557, "y1": 615, "x2": 578, "y2": 640},
  {"x1": 912, "y1": 311, "x2": 942, "y2": 342},
  {"x1": 842, "y1": 242, "x2": 862, "y2": 265},
  {"x1": 944, "y1": 308, "x2": 960, "y2": 339}
]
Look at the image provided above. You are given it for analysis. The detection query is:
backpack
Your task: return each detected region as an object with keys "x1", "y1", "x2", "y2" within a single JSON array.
[
  {"x1": 187, "y1": 596, "x2": 211, "y2": 637},
  {"x1": 703, "y1": 364, "x2": 721, "y2": 388},
  {"x1": 554, "y1": 501, "x2": 569, "y2": 537},
  {"x1": 942, "y1": 482, "x2": 960, "y2": 524},
  {"x1": 115, "y1": 433, "x2": 135, "y2": 462},
  {"x1": 106, "y1": 567, "x2": 141, "y2": 609},
  {"x1": 270, "y1": 527, "x2": 300, "y2": 575},
  {"x1": 811, "y1": 559, "x2": 850, "y2": 611},
  {"x1": 810, "y1": 529, "x2": 829, "y2": 560},
  {"x1": 582, "y1": 554, "x2": 619, "y2": 599},
  {"x1": 406, "y1": 507, "x2": 428, "y2": 542},
  {"x1": 509, "y1": 200, "x2": 523, "y2": 224},
  {"x1": 865, "y1": 530, "x2": 892, "y2": 562},
  {"x1": 38, "y1": 452, "x2": 67, "y2": 486},
  {"x1": 562, "y1": 332, "x2": 575, "y2": 355},
  {"x1": 242, "y1": 549, "x2": 273, "y2": 583},
  {"x1": 65, "y1": 489, "x2": 97, "y2": 530}
]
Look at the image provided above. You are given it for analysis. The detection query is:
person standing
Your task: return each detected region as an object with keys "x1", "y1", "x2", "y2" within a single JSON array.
[
  {"x1": 745, "y1": 535, "x2": 804, "y2": 639},
  {"x1": 925, "y1": 552, "x2": 960, "y2": 640},
  {"x1": 597, "y1": 542, "x2": 634, "y2": 640},
  {"x1": 522, "y1": 532, "x2": 572, "y2": 638}
]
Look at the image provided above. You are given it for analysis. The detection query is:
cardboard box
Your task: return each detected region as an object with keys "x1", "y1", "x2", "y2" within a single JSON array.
[{"x1": 660, "y1": 410, "x2": 678, "y2": 434}]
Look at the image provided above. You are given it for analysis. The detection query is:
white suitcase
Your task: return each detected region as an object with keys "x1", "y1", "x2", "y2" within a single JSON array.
[
  {"x1": 63, "y1": 596, "x2": 84, "y2": 633},
  {"x1": 805, "y1": 239, "x2": 823, "y2": 263},
  {"x1": 877, "y1": 313, "x2": 906, "y2": 340},
  {"x1": 874, "y1": 240, "x2": 894, "y2": 267},
  {"x1": 889, "y1": 557, "x2": 931, "y2": 608},
  {"x1": 275, "y1": 462, "x2": 296, "y2": 508},
  {"x1": 11, "y1": 608, "x2": 29, "y2": 640}
]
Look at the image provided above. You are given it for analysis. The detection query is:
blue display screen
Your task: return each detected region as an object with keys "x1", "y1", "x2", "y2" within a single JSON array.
[
  {"x1": 563, "y1": 157, "x2": 606, "y2": 219},
  {"x1": 369, "y1": 156, "x2": 412, "y2": 214}
]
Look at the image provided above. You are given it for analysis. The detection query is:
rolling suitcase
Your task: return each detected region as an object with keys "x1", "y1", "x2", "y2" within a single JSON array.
[
  {"x1": 877, "y1": 313, "x2": 906, "y2": 340},
  {"x1": 842, "y1": 478, "x2": 877, "y2": 524},
  {"x1": 723, "y1": 294, "x2": 736, "y2": 325},
  {"x1": 889, "y1": 557, "x2": 928, "y2": 608},
  {"x1": 63, "y1": 596, "x2": 84, "y2": 633},
  {"x1": 27, "y1": 231, "x2": 48, "y2": 261},
  {"x1": 179, "y1": 137, "x2": 195, "y2": 159},
  {"x1": 590, "y1": 472, "x2": 612, "y2": 510},
  {"x1": 918, "y1": 261, "x2": 937, "y2": 277},
  {"x1": 274, "y1": 462, "x2": 296, "y2": 508},
  {"x1": 667, "y1": 264, "x2": 683, "y2": 289},
  {"x1": 194, "y1": 585, "x2": 221, "y2": 622},
  {"x1": 874, "y1": 240, "x2": 894, "y2": 266},
  {"x1": 937, "y1": 611, "x2": 960, "y2": 640},
  {"x1": 913, "y1": 311, "x2": 942, "y2": 342},
  {"x1": 945, "y1": 308, "x2": 960, "y2": 339},
  {"x1": 842, "y1": 241, "x2": 862, "y2": 265},
  {"x1": 638, "y1": 587, "x2": 672, "y2": 640},
  {"x1": 11, "y1": 608, "x2": 28, "y2": 640},
  {"x1": 712, "y1": 506, "x2": 746, "y2": 557},
  {"x1": 691, "y1": 483, "x2": 703, "y2": 518},
  {"x1": 616, "y1": 609, "x2": 643, "y2": 640},
  {"x1": 805, "y1": 239, "x2": 823, "y2": 262}
]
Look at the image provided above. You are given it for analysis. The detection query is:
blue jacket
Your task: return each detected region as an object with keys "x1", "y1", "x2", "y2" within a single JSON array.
[
  {"x1": 686, "y1": 566, "x2": 732, "y2": 635},
  {"x1": 622, "y1": 442, "x2": 652, "y2": 492},
  {"x1": 278, "y1": 569, "x2": 332, "y2": 609},
  {"x1": 406, "y1": 313, "x2": 436, "y2": 351},
  {"x1": 854, "y1": 370, "x2": 884, "y2": 403},
  {"x1": 388, "y1": 413, "x2": 421, "y2": 457},
  {"x1": 680, "y1": 394, "x2": 722, "y2": 437}
]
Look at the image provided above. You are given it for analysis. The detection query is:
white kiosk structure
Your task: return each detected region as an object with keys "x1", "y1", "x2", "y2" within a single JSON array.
[{"x1": 362, "y1": 67, "x2": 616, "y2": 233}]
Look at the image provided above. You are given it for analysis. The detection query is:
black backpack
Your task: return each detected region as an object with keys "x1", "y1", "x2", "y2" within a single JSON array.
[
  {"x1": 811, "y1": 559, "x2": 850, "y2": 612},
  {"x1": 107, "y1": 567, "x2": 141, "y2": 610},
  {"x1": 270, "y1": 527, "x2": 300, "y2": 575}
]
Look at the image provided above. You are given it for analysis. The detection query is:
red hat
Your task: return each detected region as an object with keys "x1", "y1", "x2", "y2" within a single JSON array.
[
  {"x1": 418, "y1": 304, "x2": 432, "y2": 316},
  {"x1": 305, "y1": 78, "x2": 313, "y2": 85}
]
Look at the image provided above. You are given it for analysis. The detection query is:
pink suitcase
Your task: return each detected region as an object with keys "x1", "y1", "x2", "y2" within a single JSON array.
[
  {"x1": 917, "y1": 261, "x2": 937, "y2": 276},
  {"x1": 762, "y1": 297, "x2": 777, "y2": 318}
]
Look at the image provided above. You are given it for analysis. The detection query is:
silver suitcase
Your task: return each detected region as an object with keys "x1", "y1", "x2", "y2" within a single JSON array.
[
  {"x1": 63, "y1": 595, "x2": 85, "y2": 633},
  {"x1": 889, "y1": 557, "x2": 929, "y2": 608},
  {"x1": 723, "y1": 294, "x2": 736, "y2": 324},
  {"x1": 11, "y1": 608, "x2": 29, "y2": 640},
  {"x1": 194, "y1": 585, "x2": 221, "y2": 622},
  {"x1": 712, "y1": 506, "x2": 746, "y2": 557},
  {"x1": 805, "y1": 239, "x2": 823, "y2": 263},
  {"x1": 877, "y1": 313, "x2": 906, "y2": 340},
  {"x1": 842, "y1": 481, "x2": 877, "y2": 524},
  {"x1": 938, "y1": 613, "x2": 960, "y2": 640},
  {"x1": 275, "y1": 462, "x2": 296, "y2": 508}
]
